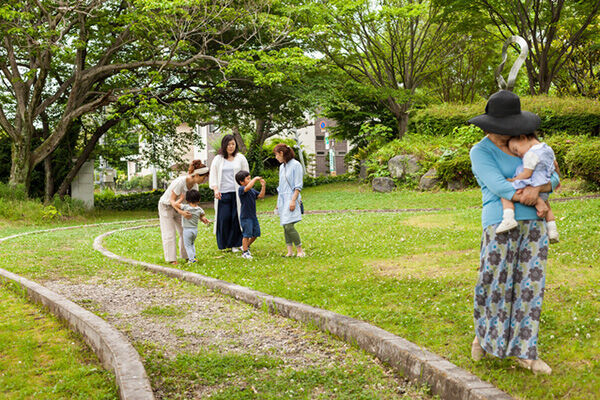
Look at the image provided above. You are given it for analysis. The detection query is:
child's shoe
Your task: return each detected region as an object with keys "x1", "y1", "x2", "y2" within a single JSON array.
[
  {"x1": 547, "y1": 221, "x2": 559, "y2": 243},
  {"x1": 188, "y1": 258, "x2": 197, "y2": 263},
  {"x1": 548, "y1": 228, "x2": 559, "y2": 243},
  {"x1": 232, "y1": 247, "x2": 242, "y2": 253},
  {"x1": 241, "y1": 250, "x2": 253, "y2": 260},
  {"x1": 496, "y1": 218, "x2": 518, "y2": 233}
]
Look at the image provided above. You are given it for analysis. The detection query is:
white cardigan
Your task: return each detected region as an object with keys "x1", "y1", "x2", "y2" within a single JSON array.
[{"x1": 208, "y1": 153, "x2": 249, "y2": 234}]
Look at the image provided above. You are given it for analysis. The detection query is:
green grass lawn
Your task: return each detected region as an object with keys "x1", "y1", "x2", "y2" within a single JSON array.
[
  {"x1": 95, "y1": 183, "x2": 599, "y2": 400},
  {"x1": 0, "y1": 283, "x2": 118, "y2": 399},
  {"x1": 0, "y1": 217, "x2": 432, "y2": 399},
  {"x1": 1, "y1": 182, "x2": 598, "y2": 399}
]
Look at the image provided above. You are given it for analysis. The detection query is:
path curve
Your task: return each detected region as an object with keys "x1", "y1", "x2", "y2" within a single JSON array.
[
  {"x1": 0, "y1": 220, "x2": 156, "y2": 400},
  {"x1": 95, "y1": 224, "x2": 513, "y2": 400}
]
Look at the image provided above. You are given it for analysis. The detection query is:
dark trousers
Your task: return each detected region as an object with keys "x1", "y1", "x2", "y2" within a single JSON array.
[{"x1": 216, "y1": 192, "x2": 243, "y2": 249}]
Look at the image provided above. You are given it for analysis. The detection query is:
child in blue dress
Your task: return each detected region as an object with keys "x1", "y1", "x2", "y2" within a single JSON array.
[{"x1": 496, "y1": 134, "x2": 559, "y2": 243}]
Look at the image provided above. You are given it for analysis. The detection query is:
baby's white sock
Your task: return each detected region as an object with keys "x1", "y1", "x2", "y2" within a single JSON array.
[
  {"x1": 503, "y1": 209, "x2": 515, "y2": 220},
  {"x1": 547, "y1": 220, "x2": 557, "y2": 230}
]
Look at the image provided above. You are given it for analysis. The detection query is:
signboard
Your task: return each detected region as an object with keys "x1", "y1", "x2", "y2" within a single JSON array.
[{"x1": 320, "y1": 121, "x2": 326, "y2": 129}]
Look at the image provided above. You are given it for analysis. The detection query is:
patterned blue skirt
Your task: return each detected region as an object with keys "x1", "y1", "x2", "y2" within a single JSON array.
[{"x1": 474, "y1": 220, "x2": 548, "y2": 360}]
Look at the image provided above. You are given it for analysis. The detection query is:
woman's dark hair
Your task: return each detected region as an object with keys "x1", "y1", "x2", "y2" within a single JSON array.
[
  {"x1": 218, "y1": 134, "x2": 238, "y2": 157},
  {"x1": 273, "y1": 143, "x2": 295, "y2": 163},
  {"x1": 185, "y1": 189, "x2": 201, "y2": 203},
  {"x1": 235, "y1": 170, "x2": 250, "y2": 185},
  {"x1": 188, "y1": 160, "x2": 209, "y2": 176}
]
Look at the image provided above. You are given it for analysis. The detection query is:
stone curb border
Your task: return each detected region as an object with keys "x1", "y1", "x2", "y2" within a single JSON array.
[
  {"x1": 95, "y1": 225, "x2": 513, "y2": 400},
  {"x1": 0, "y1": 220, "x2": 157, "y2": 400}
]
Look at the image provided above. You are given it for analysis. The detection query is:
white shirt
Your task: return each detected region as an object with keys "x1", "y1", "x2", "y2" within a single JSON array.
[
  {"x1": 159, "y1": 175, "x2": 197, "y2": 206},
  {"x1": 522, "y1": 144, "x2": 543, "y2": 170},
  {"x1": 220, "y1": 159, "x2": 236, "y2": 193}
]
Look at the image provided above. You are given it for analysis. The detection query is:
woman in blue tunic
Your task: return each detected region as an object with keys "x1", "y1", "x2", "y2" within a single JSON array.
[
  {"x1": 468, "y1": 90, "x2": 559, "y2": 375},
  {"x1": 273, "y1": 143, "x2": 305, "y2": 257}
]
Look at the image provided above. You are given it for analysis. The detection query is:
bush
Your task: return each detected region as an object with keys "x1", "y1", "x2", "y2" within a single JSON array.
[
  {"x1": 564, "y1": 139, "x2": 600, "y2": 185},
  {"x1": 94, "y1": 175, "x2": 355, "y2": 210},
  {"x1": 0, "y1": 182, "x2": 84, "y2": 222},
  {"x1": 410, "y1": 96, "x2": 600, "y2": 137},
  {"x1": 543, "y1": 133, "x2": 589, "y2": 177},
  {"x1": 436, "y1": 151, "x2": 477, "y2": 187}
]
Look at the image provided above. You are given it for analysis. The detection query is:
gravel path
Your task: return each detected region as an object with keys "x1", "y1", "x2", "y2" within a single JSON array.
[{"x1": 43, "y1": 274, "x2": 429, "y2": 399}]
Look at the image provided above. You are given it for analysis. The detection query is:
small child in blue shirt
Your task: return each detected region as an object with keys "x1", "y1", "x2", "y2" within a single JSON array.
[
  {"x1": 235, "y1": 171, "x2": 266, "y2": 259},
  {"x1": 176, "y1": 189, "x2": 211, "y2": 263}
]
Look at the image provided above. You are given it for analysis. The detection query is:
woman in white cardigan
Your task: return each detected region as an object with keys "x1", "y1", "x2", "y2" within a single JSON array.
[{"x1": 209, "y1": 134, "x2": 249, "y2": 250}]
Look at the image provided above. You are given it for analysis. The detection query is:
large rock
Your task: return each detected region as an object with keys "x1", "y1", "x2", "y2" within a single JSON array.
[
  {"x1": 419, "y1": 168, "x2": 440, "y2": 190},
  {"x1": 388, "y1": 155, "x2": 420, "y2": 178},
  {"x1": 448, "y1": 180, "x2": 468, "y2": 191},
  {"x1": 372, "y1": 177, "x2": 396, "y2": 193}
]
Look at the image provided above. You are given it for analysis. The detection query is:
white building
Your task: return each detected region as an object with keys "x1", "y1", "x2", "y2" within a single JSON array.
[{"x1": 127, "y1": 119, "x2": 351, "y2": 181}]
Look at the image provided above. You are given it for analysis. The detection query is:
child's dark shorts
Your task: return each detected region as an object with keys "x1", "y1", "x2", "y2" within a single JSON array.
[{"x1": 240, "y1": 217, "x2": 261, "y2": 238}]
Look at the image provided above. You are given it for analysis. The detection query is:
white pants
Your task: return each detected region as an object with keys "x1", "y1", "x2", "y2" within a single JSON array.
[{"x1": 158, "y1": 203, "x2": 188, "y2": 262}]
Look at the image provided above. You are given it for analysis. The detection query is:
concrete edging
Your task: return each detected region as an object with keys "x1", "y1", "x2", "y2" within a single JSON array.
[
  {"x1": 0, "y1": 220, "x2": 156, "y2": 400},
  {"x1": 95, "y1": 224, "x2": 513, "y2": 400}
]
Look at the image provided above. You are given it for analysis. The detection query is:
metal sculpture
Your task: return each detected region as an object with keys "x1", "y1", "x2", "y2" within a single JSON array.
[{"x1": 495, "y1": 35, "x2": 529, "y2": 91}]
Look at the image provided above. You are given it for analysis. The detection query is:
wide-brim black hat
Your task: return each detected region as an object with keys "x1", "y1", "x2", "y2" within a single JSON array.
[{"x1": 468, "y1": 90, "x2": 540, "y2": 136}]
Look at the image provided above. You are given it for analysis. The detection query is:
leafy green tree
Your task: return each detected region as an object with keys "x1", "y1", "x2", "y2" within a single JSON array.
[
  {"x1": 464, "y1": 0, "x2": 600, "y2": 94},
  {"x1": 307, "y1": 0, "x2": 461, "y2": 138},
  {"x1": 0, "y1": 0, "x2": 285, "y2": 193}
]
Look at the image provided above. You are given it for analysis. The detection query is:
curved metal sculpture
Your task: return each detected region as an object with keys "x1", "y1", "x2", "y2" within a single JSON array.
[{"x1": 495, "y1": 35, "x2": 529, "y2": 91}]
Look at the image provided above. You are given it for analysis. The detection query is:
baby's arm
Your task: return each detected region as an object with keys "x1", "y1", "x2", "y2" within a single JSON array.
[
  {"x1": 507, "y1": 168, "x2": 533, "y2": 182},
  {"x1": 200, "y1": 216, "x2": 211, "y2": 225}
]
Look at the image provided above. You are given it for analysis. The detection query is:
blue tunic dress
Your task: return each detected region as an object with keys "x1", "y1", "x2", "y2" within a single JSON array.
[{"x1": 277, "y1": 159, "x2": 303, "y2": 226}]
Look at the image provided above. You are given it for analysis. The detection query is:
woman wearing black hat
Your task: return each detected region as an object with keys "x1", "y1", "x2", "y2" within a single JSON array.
[{"x1": 468, "y1": 90, "x2": 559, "y2": 375}]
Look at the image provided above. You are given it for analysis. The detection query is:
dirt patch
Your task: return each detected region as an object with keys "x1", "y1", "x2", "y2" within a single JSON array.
[{"x1": 369, "y1": 249, "x2": 478, "y2": 279}]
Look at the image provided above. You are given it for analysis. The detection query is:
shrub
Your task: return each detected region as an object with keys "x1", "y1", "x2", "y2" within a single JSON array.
[
  {"x1": 543, "y1": 133, "x2": 589, "y2": 177},
  {"x1": 436, "y1": 151, "x2": 477, "y2": 187},
  {"x1": 0, "y1": 182, "x2": 84, "y2": 222},
  {"x1": 564, "y1": 139, "x2": 600, "y2": 185},
  {"x1": 409, "y1": 96, "x2": 600, "y2": 137}
]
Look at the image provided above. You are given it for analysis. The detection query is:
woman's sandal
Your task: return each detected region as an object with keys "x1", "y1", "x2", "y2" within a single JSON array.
[
  {"x1": 471, "y1": 337, "x2": 485, "y2": 361},
  {"x1": 516, "y1": 358, "x2": 552, "y2": 375}
]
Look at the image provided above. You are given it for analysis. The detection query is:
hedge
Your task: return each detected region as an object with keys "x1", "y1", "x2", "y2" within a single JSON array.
[
  {"x1": 409, "y1": 96, "x2": 600, "y2": 137},
  {"x1": 94, "y1": 174, "x2": 355, "y2": 211},
  {"x1": 564, "y1": 139, "x2": 600, "y2": 185}
]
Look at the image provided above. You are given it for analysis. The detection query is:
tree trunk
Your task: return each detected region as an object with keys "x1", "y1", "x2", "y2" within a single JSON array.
[
  {"x1": 231, "y1": 125, "x2": 247, "y2": 153},
  {"x1": 44, "y1": 156, "x2": 54, "y2": 203},
  {"x1": 385, "y1": 98, "x2": 409, "y2": 139},
  {"x1": 9, "y1": 138, "x2": 33, "y2": 191}
]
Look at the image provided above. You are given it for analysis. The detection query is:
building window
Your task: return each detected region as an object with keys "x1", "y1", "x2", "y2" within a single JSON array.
[
  {"x1": 316, "y1": 151, "x2": 325, "y2": 155},
  {"x1": 316, "y1": 135, "x2": 324, "y2": 141}
]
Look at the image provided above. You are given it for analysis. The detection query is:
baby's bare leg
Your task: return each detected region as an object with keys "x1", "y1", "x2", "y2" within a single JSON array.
[
  {"x1": 544, "y1": 201, "x2": 555, "y2": 222},
  {"x1": 501, "y1": 197, "x2": 515, "y2": 211},
  {"x1": 535, "y1": 197, "x2": 549, "y2": 218}
]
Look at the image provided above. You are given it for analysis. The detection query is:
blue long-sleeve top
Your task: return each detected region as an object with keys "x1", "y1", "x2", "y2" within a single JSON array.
[
  {"x1": 470, "y1": 136, "x2": 560, "y2": 228},
  {"x1": 277, "y1": 158, "x2": 303, "y2": 225}
]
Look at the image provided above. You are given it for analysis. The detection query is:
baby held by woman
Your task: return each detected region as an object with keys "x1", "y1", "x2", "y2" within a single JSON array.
[{"x1": 496, "y1": 134, "x2": 560, "y2": 243}]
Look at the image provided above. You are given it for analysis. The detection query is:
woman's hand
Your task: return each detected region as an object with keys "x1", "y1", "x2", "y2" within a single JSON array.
[
  {"x1": 213, "y1": 189, "x2": 221, "y2": 200},
  {"x1": 181, "y1": 210, "x2": 192, "y2": 219},
  {"x1": 518, "y1": 186, "x2": 540, "y2": 206},
  {"x1": 289, "y1": 200, "x2": 296, "y2": 212}
]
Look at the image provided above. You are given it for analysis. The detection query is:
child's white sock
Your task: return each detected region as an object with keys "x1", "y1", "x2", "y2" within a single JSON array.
[
  {"x1": 503, "y1": 209, "x2": 515, "y2": 221},
  {"x1": 547, "y1": 220, "x2": 557, "y2": 231}
]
